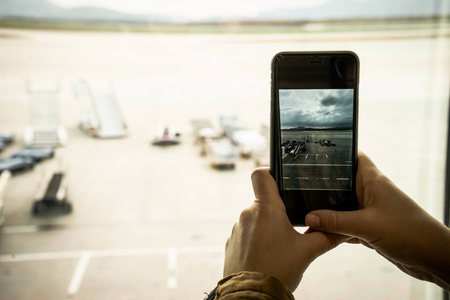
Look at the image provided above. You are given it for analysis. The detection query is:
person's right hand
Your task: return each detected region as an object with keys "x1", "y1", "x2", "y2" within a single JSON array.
[{"x1": 305, "y1": 152, "x2": 450, "y2": 291}]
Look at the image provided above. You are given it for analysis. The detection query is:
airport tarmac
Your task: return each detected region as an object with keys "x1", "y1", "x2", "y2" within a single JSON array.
[
  {"x1": 0, "y1": 97, "x2": 258, "y2": 300},
  {"x1": 281, "y1": 130, "x2": 353, "y2": 190},
  {"x1": 0, "y1": 28, "x2": 448, "y2": 299},
  {"x1": 0, "y1": 88, "x2": 433, "y2": 300},
  {"x1": 0, "y1": 98, "x2": 419, "y2": 300}
]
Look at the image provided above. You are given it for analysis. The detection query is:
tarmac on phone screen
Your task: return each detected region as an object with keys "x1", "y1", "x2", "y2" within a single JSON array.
[{"x1": 281, "y1": 130, "x2": 353, "y2": 190}]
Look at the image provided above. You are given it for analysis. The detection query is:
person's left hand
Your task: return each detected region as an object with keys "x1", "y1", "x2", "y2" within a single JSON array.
[{"x1": 223, "y1": 168, "x2": 347, "y2": 292}]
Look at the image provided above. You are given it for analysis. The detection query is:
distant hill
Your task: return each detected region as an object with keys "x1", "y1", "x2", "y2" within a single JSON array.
[
  {"x1": 257, "y1": 0, "x2": 449, "y2": 21},
  {"x1": 283, "y1": 125, "x2": 353, "y2": 131},
  {"x1": 0, "y1": 0, "x2": 448, "y2": 23},
  {"x1": 0, "y1": 0, "x2": 168, "y2": 22}
]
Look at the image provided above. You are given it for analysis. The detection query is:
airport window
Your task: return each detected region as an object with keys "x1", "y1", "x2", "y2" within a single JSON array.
[{"x1": 0, "y1": 1, "x2": 449, "y2": 299}]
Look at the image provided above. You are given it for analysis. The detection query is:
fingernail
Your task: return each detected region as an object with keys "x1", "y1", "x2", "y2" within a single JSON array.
[{"x1": 306, "y1": 214, "x2": 320, "y2": 227}]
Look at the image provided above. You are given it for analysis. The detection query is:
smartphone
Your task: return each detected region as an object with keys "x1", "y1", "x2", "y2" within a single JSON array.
[{"x1": 270, "y1": 51, "x2": 359, "y2": 226}]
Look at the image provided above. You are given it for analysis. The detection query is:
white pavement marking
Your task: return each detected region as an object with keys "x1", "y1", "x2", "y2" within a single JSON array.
[
  {"x1": 1, "y1": 225, "x2": 39, "y2": 234},
  {"x1": 167, "y1": 276, "x2": 177, "y2": 290},
  {"x1": 167, "y1": 248, "x2": 178, "y2": 289},
  {"x1": 0, "y1": 251, "x2": 84, "y2": 262},
  {"x1": 0, "y1": 246, "x2": 224, "y2": 263},
  {"x1": 2, "y1": 246, "x2": 223, "y2": 294},
  {"x1": 67, "y1": 252, "x2": 91, "y2": 297}
]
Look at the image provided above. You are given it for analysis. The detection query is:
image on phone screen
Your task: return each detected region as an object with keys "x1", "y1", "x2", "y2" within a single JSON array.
[{"x1": 279, "y1": 88, "x2": 353, "y2": 191}]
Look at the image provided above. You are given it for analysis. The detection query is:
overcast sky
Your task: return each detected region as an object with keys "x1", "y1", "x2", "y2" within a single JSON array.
[
  {"x1": 280, "y1": 89, "x2": 353, "y2": 129},
  {"x1": 50, "y1": 0, "x2": 331, "y2": 19}
]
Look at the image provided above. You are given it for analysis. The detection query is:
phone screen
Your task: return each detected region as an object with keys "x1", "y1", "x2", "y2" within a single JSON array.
[
  {"x1": 271, "y1": 52, "x2": 359, "y2": 225},
  {"x1": 279, "y1": 88, "x2": 354, "y2": 191}
]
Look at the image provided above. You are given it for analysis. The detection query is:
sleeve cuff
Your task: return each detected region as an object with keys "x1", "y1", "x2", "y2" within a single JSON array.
[{"x1": 216, "y1": 271, "x2": 294, "y2": 300}]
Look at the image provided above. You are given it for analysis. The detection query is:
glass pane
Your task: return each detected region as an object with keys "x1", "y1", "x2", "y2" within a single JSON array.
[{"x1": 0, "y1": 1, "x2": 448, "y2": 299}]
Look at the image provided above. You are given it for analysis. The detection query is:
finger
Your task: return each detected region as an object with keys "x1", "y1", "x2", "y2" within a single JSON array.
[
  {"x1": 360, "y1": 240, "x2": 375, "y2": 249},
  {"x1": 251, "y1": 168, "x2": 284, "y2": 208},
  {"x1": 356, "y1": 151, "x2": 383, "y2": 198},
  {"x1": 302, "y1": 231, "x2": 348, "y2": 260},
  {"x1": 357, "y1": 150, "x2": 376, "y2": 170},
  {"x1": 305, "y1": 209, "x2": 368, "y2": 239},
  {"x1": 346, "y1": 237, "x2": 361, "y2": 244},
  {"x1": 304, "y1": 227, "x2": 315, "y2": 234},
  {"x1": 306, "y1": 229, "x2": 354, "y2": 241},
  {"x1": 344, "y1": 237, "x2": 373, "y2": 249}
]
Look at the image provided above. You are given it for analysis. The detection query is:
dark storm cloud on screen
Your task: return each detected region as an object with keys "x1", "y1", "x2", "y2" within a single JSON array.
[{"x1": 279, "y1": 89, "x2": 353, "y2": 129}]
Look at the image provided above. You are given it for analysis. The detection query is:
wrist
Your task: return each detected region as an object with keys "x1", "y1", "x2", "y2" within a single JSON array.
[
  {"x1": 422, "y1": 221, "x2": 450, "y2": 291},
  {"x1": 215, "y1": 271, "x2": 294, "y2": 300}
]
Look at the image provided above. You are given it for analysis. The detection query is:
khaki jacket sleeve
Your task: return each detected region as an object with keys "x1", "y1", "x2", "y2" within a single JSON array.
[{"x1": 215, "y1": 271, "x2": 294, "y2": 300}]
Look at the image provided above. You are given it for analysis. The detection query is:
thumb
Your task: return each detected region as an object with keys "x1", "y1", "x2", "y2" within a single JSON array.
[
  {"x1": 251, "y1": 167, "x2": 285, "y2": 210},
  {"x1": 305, "y1": 209, "x2": 367, "y2": 239}
]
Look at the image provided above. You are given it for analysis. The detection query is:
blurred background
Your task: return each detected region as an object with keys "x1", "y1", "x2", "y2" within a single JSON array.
[{"x1": 0, "y1": 0, "x2": 449, "y2": 299}]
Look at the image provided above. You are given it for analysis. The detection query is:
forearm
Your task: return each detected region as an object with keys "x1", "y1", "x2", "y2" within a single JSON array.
[
  {"x1": 406, "y1": 215, "x2": 450, "y2": 292},
  {"x1": 427, "y1": 222, "x2": 450, "y2": 292},
  {"x1": 215, "y1": 271, "x2": 294, "y2": 300}
]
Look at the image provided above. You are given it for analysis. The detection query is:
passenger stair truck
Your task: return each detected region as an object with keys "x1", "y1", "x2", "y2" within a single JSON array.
[
  {"x1": 24, "y1": 79, "x2": 67, "y2": 146},
  {"x1": 74, "y1": 80, "x2": 127, "y2": 138}
]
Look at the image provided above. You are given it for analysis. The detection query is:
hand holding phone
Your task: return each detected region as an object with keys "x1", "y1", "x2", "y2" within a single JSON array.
[
  {"x1": 306, "y1": 152, "x2": 450, "y2": 291},
  {"x1": 270, "y1": 51, "x2": 359, "y2": 225},
  {"x1": 223, "y1": 168, "x2": 347, "y2": 292}
]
